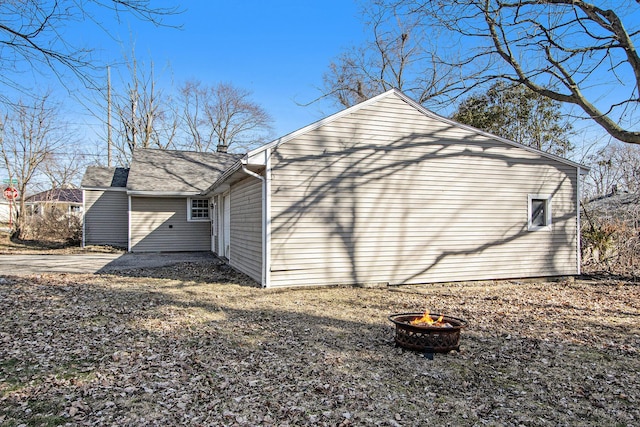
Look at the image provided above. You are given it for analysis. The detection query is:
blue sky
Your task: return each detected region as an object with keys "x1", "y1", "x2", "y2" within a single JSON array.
[
  {"x1": 3, "y1": 0, "x2": 636, "y2": 170},
  {"x1": 65, "y1": 1, "x2": 367, "y2": 141}
]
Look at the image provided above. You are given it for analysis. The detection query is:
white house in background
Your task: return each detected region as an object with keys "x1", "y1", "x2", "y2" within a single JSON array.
[
  {"x1": 82, "y1": 89, "x2": 589, "y2": 288},
  {"x1": 0, "y1": 199, "x2": 10, "y2": 224},
  {"x1": 24, "y1": 188, "x2": 83, "y2": 217}
]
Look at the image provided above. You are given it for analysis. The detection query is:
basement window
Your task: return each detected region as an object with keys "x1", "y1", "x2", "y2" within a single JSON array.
[
  {"x1": 188, "y1": 198, "x2": 210, "y2": 221},
  {"x1": 528, "y1": 194, "x2": 552, "y2": 231}
]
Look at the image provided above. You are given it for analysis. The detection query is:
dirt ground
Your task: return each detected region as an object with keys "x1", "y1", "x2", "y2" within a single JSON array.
[{"x1": 0, "y1": 254, "x2": 639, "y2": 426}]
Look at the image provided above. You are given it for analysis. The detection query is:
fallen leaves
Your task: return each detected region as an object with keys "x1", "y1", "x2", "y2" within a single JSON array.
[{"x1": 0, "y1": 271, "x2": 639, "y2": 426}]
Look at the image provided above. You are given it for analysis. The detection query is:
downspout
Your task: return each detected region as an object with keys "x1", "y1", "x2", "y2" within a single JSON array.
[
  {"x1": 81, "y1": 189, "x2": 86, "y2": 248},
  {"x1": 576, "y1": 167, "x2": 582, "y2": 276},
  {"x1": 241, "y1": 163, "x2": 269, "y2": 288},
  {"x1": 127, "y1": 195, "x2": 132, "y2": 252}
]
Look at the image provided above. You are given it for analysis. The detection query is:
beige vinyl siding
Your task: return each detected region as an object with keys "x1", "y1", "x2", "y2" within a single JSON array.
[
  {"x1": 83, "y1": 190, "x2": 128, "y2": 247},
  {"x1": 229, "y1": 177, "x2": 262, "y2": 283},
  {"x1": 130, "y1": 196, "x2": 210, "y2": 252},
  {"x1": 268, "y1": 94, "x2": 578, "y2": 287}
]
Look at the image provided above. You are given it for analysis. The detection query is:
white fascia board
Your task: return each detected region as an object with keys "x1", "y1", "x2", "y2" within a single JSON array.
[
  {"x1": 246, "y1": 148, "x2": 267, "y2": 166},
  {"x1": 200, "y1": 161, "x2": 243, "y2": 196},
  {"x1": 207, "y1": 183, "x2": 230, "y2": 195},
  {"x1": 127, "y1": 190, "x2": 201, "y2": 197},
  {"x1": 82, "y1": 186, "x2": 128, "y2": 192}
]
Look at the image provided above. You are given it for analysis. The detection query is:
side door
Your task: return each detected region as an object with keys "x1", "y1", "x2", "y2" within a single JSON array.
[{"x1": 222, "y1": 193, "x2": 231, "y2": 259}]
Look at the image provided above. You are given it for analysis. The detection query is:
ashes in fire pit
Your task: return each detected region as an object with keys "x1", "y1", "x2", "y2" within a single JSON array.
[{"x1": 388, "y1": 312, "x2": 468, "y2": 355}]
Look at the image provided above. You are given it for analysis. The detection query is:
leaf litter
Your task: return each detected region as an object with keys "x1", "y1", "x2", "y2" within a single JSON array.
[{"x1": 0, "y1": 268, "x2": 639, "y2": 426}]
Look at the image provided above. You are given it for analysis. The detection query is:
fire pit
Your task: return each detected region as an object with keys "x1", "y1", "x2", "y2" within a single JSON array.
[{"x1": 388, "y1": 312, "x2": 467, "y2": 354}]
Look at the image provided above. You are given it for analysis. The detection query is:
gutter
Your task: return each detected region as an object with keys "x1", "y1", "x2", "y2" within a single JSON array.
[
  {"x1": 126, "y1": 190, "x2": 202, "y2": 197},
  {"x1": 201, "y1": 160, "x2": 243, "y2": 196}
]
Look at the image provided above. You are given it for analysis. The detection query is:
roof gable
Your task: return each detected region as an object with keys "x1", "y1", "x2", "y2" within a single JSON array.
[
  {"x1": 127, "y1": 148, "x2": 242, "y2": 194},
  {"x1": 247, "y1": 89, "x2": 588, "y2": 172}
]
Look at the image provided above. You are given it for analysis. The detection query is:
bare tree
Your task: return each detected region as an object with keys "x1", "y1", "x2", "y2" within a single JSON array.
[
  {"x1": 110, "y1": 53, "x2": 178, "y2": 165},
  {"x1": 584, "y1": 142, "x2": 640, "y2": 198},
  {"x1": 179, "y1": 82, "x2": 273, "y2": 153},
  {"x1": 395, "y1": 0, "x2": 640, "y2": 144},
  {"x1": 0, "y1": 0, "x2": 181, "y2": 102},
  {"x1": 178, "y1": 80, "x2": 217, "y2": 152},
  {"x1": 42, "y1": 148, "x2": 89, "y2": 189},
  {"x1": 0, "y1": 94, "x2": 65, "y2": 238},
  {"x1": 322, "y1": 0, "x2": 463, "y2": 108}
]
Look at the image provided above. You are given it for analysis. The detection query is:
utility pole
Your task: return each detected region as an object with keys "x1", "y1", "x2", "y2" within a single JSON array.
[{"x1": 107, "y1": 66, "x2": 112, "y2": 167}]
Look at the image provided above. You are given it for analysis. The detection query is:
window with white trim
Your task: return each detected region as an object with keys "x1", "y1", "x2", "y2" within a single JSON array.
[
  {"x1": 528, "y1": 194, "x2": 552, "y2": 231},
  {"x1": 188, "y1": 198, "x2": 210, "y2": 221}
]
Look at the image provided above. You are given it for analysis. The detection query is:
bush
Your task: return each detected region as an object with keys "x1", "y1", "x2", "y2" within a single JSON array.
[
  {"x1": 582, "y1": 194, "x2": 640, "y2": 277},
  {"x1": 21, "y1": 208, "x2": 82, "y2": 245}
]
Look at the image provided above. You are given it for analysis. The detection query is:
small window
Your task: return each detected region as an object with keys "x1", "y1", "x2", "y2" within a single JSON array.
[
  {"x1": 528, "y1": 194, "x2": 552, "y2": 231},
  {"x1": 188, "y1": 198, "x2": 210, "y2": 221}
]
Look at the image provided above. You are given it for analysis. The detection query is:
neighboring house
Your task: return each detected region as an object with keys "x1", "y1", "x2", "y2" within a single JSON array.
[
  {"x1": 0, "y1": 199, "x2": 9, "y2": 223},
  {"x1": 82, "y1": 89, "x2": 589, "y2": 288},
  {"x1": 203, "y1": 89, "x2": 589, "y2": 287},
  {"x1": 82, "y1": 167, "x2": 129, "y2": 247},
  {"x1": 25, "y1": 188, "x2": 83, "y2": 217}
]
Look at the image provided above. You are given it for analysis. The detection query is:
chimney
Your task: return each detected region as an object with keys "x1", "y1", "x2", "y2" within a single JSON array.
[{"x1": 216, "y1": 144, "x2": 228, "y2": 153}]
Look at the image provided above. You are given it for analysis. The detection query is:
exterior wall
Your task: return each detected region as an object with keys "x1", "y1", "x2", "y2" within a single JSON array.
[
  {"x1": 229, "y1": 177, "x2": 262, "y2": 283},
  {"x1": 130, "y1": 196, "x2": 210, "y2": 252},
  {"x1": 268, "y1": 95, "x2": 579, "y2": 287},
  {"x1": 84, "y1": 190, "x2": 128, "y2": 247},
  {"x1": 0, "y1": 201, "x2": 10, "y2": 223}
]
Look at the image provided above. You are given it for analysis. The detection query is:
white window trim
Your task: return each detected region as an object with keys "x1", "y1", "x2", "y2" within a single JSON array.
[
  {"x1": 528, "y1": 194, "x2": 552, "y2": 231},
  {"x1": 187, "y1": 197, "x2": 210, "y2": 222}
]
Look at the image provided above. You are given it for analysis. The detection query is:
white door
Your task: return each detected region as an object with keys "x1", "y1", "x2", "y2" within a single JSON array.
[{"x1": 223, "y1": 193, "x2": 231, "y2": 259}]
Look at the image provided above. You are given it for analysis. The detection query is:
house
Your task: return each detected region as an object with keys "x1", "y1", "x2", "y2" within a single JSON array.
[
  {"x1": 81, "y1": 150, "x2": 240, "y2": 250},
  {"x1": 24, "y1": 188, "x2": 83, "y2": 217},
  {"x1": 0, "y1": 199, "x2": 9, "y2": 224},
  {"x1": 203, "y1": 89, "x2": 588, "y2": 287},
  {"x1": 82, "y1": 89, "x2": 588, "y2": 288},
  {"x1": 125, "y1": 149, "x2": 240, "y2": 252},
  {"x1": 82, "y1": 167, "x2": 129, "y2": 247}
]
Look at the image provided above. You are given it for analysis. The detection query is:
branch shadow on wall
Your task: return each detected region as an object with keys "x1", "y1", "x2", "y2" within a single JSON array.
[{"x1": 268, "y1": 121, "x2": 579, "y2": 286}]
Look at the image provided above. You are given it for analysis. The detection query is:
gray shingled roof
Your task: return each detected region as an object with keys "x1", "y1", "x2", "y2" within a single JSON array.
[
  {"x1": 81, "y1": 167, "x2": 130, "y2": 188},
  {"x1": 126, "y1": 148, "x2": 242, "y2": 193}
]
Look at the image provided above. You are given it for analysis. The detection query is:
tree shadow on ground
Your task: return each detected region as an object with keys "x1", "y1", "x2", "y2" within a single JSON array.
[{"x1": 1, "y1": 275, "x2": 638, "y2": 426}]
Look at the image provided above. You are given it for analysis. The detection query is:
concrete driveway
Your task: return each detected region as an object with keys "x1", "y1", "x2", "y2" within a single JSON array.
[{"x1": 0, "y1": 252, "x2": 216, "y2": 275}]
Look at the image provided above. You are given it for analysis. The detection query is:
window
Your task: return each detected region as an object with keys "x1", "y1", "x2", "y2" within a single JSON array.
[
  {"x1": 188, "y1": 198, "x2": 210, "y2": 221},
  {"x1": 528, "y1": 194, "x2": 552, "y2": 231}
]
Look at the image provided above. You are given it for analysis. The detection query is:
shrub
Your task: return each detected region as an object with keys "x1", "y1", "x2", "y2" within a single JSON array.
[
  {"x1": 581, "y1": 196, "x2": 640, "y2": 277},
  {"x1": 21, "y1": 207, "x2": 82, "y2": 245}
]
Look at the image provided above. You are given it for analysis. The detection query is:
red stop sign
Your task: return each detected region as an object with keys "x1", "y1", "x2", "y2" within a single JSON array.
[{"x1": 3, "y1": 187, "x2": 18, "y2": 200}]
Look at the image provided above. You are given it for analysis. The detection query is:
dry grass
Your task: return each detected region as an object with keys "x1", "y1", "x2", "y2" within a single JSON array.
[
  {"x1": 0, "y1": 265, "x2": 639, "y2": 426},
  {"x1": 0, "y1": 230, "x2": 123, "y2": 255}
]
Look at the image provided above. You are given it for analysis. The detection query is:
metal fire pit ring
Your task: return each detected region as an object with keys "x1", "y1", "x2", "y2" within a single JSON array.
[{"x1": 388, "y1": 313, "x2": 468, "y2": 354}]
